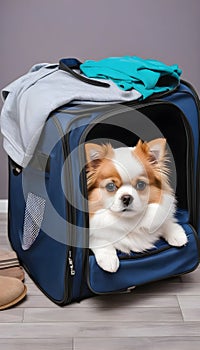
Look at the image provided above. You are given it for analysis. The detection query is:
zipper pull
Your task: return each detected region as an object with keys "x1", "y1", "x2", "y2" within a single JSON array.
[{"x1": 68, "y1": 251, "x2": 75, "y2": 276}]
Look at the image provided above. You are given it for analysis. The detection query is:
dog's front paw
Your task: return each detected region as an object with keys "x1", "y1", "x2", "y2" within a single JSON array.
[
  {"x1": 164, "y1": 224, "x2": 188, "y2": 247},
  {"x1": 95, "y1": 253, "x2": 120, "y2": 273}
]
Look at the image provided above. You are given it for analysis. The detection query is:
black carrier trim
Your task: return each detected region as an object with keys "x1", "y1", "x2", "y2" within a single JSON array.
[
  {"x1": 181, "y1": 80, "x2": 200, "y2": 233},
  {"x1": 76, "y1": 101, "x2": 197, "y2": 293}
]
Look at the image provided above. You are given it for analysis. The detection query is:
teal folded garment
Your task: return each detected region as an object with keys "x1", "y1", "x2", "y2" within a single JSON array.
[{"x1": 80, "y1": 56, "x2": 182, "y2": 99}]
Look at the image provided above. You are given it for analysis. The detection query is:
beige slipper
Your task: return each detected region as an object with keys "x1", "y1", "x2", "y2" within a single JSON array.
[
  {"x1": 0, "y1": 275, "x2": 27, "y2": 310},
  {"x1": 0, "y1": 250, "x2": 25, "y2": 281}
]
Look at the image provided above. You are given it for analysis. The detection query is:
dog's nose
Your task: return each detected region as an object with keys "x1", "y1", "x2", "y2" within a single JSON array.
[{"x1": 121, "y1": 194, "x2": 133, "y2": 207}]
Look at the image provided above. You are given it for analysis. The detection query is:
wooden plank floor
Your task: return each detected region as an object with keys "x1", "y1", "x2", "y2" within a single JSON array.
[{"x1": 0, "y1": 213, "x2": 200, "y2": 349}]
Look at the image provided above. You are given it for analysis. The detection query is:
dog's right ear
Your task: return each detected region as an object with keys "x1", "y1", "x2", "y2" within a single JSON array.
[
  {"x1": 85, "y1": 143, "x2": 107, "y2": 190},
  {"x1": 85, "y1": 143, "x2": 113, "y2": 169},
  {"x1": 85, "y1": 143, "x2": 104, "y2": 164}
]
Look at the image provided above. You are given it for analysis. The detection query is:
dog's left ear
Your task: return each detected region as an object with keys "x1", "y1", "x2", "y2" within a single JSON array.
[{"x1": 147, "y1": 138, "x2": 166, "y2": 163}]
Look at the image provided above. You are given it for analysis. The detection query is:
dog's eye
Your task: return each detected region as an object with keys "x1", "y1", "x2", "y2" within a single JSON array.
[
  {"x1": 136, "y1": 180, "x2": 146, "y2": 191},
  {"x1": 105, "y1": 182, "x2": 117, "y2": 192}
]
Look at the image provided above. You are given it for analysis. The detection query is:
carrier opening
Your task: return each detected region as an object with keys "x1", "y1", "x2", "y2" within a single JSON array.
[{"x1": 84, "y1": 102, "x2": 192, "y2": 213}]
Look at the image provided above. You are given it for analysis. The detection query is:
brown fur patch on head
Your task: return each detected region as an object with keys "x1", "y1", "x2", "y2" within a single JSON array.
[
  {"x1": 134, "y1": 138, "x2": 172, "y2": 203},
  {"x1": 85, "y1": 143, "x2": 123, "y2": 217},
  {"x1": 85, "y1": 143, "x2": 118, "y2": 191}
]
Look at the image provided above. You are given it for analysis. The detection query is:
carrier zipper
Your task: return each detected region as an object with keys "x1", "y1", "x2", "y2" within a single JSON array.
[
  {"x1": 68, "y1": 250, "x2": 76, "y2": 276},
  {"x1": 52, "y1": 116, "x2": 75, "y2": 304}
]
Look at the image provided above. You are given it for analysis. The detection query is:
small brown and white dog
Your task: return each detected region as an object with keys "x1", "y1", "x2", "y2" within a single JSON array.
[{"x1": 85, "y1": 139, "x2": 188, "y2": 273}]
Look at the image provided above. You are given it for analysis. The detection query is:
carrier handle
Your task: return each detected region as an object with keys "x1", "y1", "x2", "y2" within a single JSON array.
[
  {"x1": 145, "y1": 81, "x2": 180, "y2": 101},
  {"x1": 59, "y1": 58, "x2": 110, "y2": 88}
]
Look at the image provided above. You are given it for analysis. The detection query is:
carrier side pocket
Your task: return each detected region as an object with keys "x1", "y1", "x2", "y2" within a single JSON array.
[{"x1": 22, "y1": 192, "x2": 46, "y2": 250}]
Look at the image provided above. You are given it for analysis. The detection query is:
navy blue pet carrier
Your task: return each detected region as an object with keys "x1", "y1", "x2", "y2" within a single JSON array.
[{"x1": 7, "y1": 67, "x2": 200, "y2": 305}]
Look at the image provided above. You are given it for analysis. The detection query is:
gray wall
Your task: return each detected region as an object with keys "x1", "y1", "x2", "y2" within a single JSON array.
[{"x1": 0, "y1": 0, "x2": 200, "y2": 198}]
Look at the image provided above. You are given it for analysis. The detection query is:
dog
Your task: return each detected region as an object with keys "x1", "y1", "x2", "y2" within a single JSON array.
[{"x1": 85, "y1": 138, "x2": 188, "y2": 273}]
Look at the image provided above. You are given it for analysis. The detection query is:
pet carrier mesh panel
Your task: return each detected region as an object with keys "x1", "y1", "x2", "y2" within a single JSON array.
[{"x1": 22, "y1": 192, "x2": 46, "y2": 250}]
